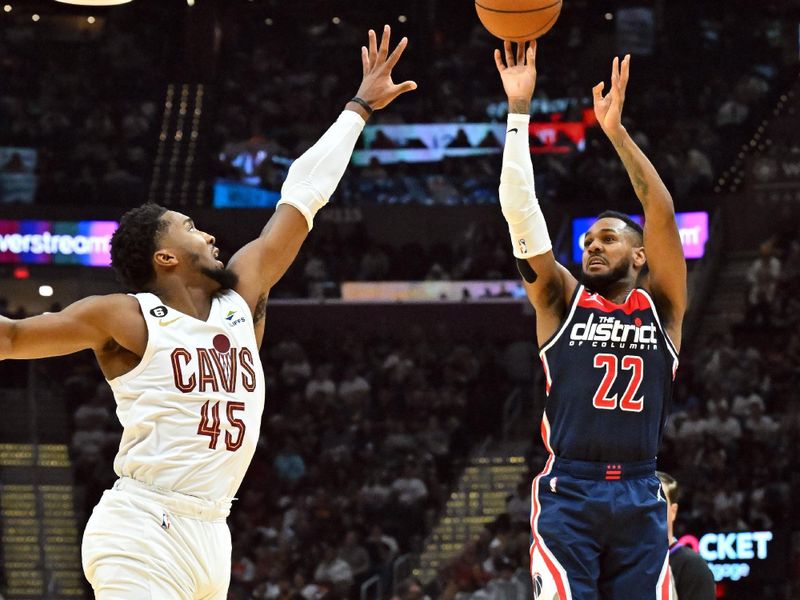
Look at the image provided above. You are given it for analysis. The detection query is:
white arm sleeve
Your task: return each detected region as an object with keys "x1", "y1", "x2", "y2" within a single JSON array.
[
  {"x1": 277, "y1": 110, "x2": 366, "y2": 230},
  {"x1": 499, "y1": 113, "x2": 552, "y2": 259}
]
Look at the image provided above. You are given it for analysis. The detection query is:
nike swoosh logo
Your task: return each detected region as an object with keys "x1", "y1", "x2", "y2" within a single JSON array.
[
  {"x1": 507, "y1": 128, "x2": 518, "y2": 134},
  {"x1": 159, "y1": 317, "x2": 183, "y2": 327}
]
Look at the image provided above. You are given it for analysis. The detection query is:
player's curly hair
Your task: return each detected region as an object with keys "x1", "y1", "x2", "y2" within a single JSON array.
[
  {"x1": 597, "y1": 209, "x2": 644, "y2": 246},
  {"x1": 110, "y1": 203, "x2": 170, "y2": 291}
]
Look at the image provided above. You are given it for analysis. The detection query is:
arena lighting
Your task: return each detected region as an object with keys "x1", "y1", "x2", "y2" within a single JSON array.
[
  {"x1": 39, "y1": 285, "x2": 54, "y2": 298},
  {"x1": 54, "y1": 1, "x2": 133, "y2": 6}
]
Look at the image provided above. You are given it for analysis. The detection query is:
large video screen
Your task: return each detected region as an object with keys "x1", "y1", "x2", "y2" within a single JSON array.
[
  {"x1": 571, "y1": 212, "x2": 709, "y2": 263},
  {"x1": 351, "y1": 122, "x2": 586, "y2": 166},
  {"x1": 0, "y1": 220, "x2": 118, "y2": 267}
]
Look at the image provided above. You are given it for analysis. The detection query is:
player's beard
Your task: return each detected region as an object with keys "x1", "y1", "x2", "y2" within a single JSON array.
[
  {"x1": 200, "y1": 265, "x2": 239, "y2": 291},
  {"x1": 580, "y1": 257, "x2": 630, "y2": 293}
]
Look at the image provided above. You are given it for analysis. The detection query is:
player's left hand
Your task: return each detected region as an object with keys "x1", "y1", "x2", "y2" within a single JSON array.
[
  {"x1": 593, "y1": 55, "x2": 630, "y2": 141},
  {"x1": 354, "y1": 25, "x2": 417, "y2": 111}
]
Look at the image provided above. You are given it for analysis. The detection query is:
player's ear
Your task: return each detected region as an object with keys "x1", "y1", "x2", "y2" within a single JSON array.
[
  {"x1": 670, "y1": 502, "x2": 679, "y2": 520},
  {"x1": 632, "y1": 245, "x2": 646, "y2": 269},
  {"x1": 154, "y1": 248, "x2": 178, "y2": 268}
]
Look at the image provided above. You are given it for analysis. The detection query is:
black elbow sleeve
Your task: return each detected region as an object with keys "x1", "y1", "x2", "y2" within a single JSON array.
[{"x1": 516, "y1": 258, "x2": 537, "y2": 284}]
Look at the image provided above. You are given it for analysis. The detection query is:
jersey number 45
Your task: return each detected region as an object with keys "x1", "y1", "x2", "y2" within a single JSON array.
[{"x1": 197, "y1": 400, "x2": 246, "y2": 451}]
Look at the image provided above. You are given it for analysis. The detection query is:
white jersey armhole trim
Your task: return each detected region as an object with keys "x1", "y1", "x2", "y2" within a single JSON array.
[
  {"x1": 636, "y1": 288, "x2": 679, "y2": 366},
  {"x1": 107, "y1": 293, "x2": 158, "y2": 388},
  {"x1": 539, "y1": 285, "x2": 584, "y2": 358}
]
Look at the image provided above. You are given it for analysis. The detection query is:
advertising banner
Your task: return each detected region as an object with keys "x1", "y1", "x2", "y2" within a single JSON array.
[{"x1": 0, "y1": 220, "x2": 118, "y2": 267}]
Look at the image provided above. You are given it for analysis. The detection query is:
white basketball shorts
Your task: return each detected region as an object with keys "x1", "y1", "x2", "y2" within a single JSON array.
[{"x1": 81, "y1": 478, "x2": 233, "y2": 600}]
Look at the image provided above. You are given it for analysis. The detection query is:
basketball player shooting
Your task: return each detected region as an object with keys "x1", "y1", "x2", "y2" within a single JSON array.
[
  {"x1": 0, "y1": 26, "x2": 415, "y2": 600},
  {"x1": 494, "y1": 40, "x2": 686, "y2": 599}
]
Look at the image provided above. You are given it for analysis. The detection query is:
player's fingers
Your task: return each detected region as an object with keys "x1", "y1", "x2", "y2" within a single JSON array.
[
  {"x1": 516, "y1": 41, "x2": 524, "y2": 65},
  {"x1": 361, "y1": 46, "x2": 369, "y2": 77},
  {"x1": 527, "y1": 42, "x2": 537, "y2": 73},
  {"x1": 611, "y1": 56, "x2": 619, "y2": 88},
  {"x1": 385, "y1": 36, "x2": 408, "y2": 70},
  {"x1": 368, "y1": 29, "x2": 378, "y2": 66},
  {"x1": 592, "y1": 82, "x2": 605, "y2": 101},
  {"x1": 378, "y1": 24, "x2": 391, "y2": 61},
  {"x1": 619, "y1": 54, "x2": 631, "y2": 93},
  {"x1": 396, "y1": 80, "x2": 418, "y2": 95},
  {"x1": 504, "y1": 40, "x2": 514, "y2": 67},
  {"x1": 494, "y1": 48, "x2": 505, "y2": 73}
]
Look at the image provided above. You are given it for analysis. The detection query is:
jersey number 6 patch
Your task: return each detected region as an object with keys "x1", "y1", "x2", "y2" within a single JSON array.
[{"x1": 592, "y1": 354, "x2": 644, "y2": 412}]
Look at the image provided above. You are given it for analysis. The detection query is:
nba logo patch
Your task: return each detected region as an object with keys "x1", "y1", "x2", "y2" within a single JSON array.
[
  {"x1": 532, "y1": 573, "x2": 543, "y2": 598},
  {"x1": 549, "y1": 477, "x2": 557, "y2": 494},
  {"x1": 161, "y1": 511, "x2": 171, "y2": 530},
  {"x1": 518, "y1": 238, "x2": 528, "y2": 255}
]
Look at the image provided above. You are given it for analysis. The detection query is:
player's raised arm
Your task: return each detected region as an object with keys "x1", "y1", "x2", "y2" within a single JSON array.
[
  {"x1": 494, "y1": 40, "x2": 577, "y2": 344},
  {"x1": 227, "y1": 25, "x2": 417, "y2": 313},
  {"x1": 0, "y1": 295, "x2": 142, "y2": 362},
  {"x1": 592, "y1": 55, "x2": 687, "y2": 344}
]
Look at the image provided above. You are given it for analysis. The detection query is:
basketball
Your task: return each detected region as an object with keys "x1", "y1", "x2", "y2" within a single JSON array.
[{"x1": 475, "y1": 0, "x2": 563, "y2": 41}]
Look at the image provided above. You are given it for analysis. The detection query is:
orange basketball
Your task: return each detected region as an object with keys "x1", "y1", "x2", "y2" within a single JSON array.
[{"x1": 475, "y1": 0, "x2": 562, "y2": 42}]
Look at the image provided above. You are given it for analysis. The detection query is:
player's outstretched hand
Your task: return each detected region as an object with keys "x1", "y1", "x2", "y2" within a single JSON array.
[
  {"x1": 494, "y1": 40, "x2": 537, "y2": 109},
  {"x1": 593, "y1": 55, "x2": 630, "y2": 142},
  {"x1": 354, "y1": 25, "x2": 417, "y2": 111}
]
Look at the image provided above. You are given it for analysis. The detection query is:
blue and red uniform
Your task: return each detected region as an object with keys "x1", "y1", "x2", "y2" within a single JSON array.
[{"x1": 529, "y1": 285, "x2": 678, "y2": 600}]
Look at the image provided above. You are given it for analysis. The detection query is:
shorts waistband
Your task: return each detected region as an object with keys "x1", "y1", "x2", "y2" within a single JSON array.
[
  {"x1": 552, "y1": 457, "x2": 656, "y2": 480},
  {"x1": 113, "y1": 478, "x2": 232, "y2": 521}
]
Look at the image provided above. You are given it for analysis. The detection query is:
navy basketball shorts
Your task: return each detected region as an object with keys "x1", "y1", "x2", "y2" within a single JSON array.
[{"x1": 528, "y1": 457, "x2": 673, "y2": 600}]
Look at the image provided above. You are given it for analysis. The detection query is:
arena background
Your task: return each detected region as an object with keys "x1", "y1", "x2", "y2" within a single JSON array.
[{"x1": 0, "y1": 0, "x2": 799, "y2": 598}]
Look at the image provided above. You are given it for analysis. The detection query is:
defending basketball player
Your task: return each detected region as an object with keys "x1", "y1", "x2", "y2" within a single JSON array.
[
  {"x1": 494, "y1": 41, "x2": 686, "y2": 599},
  {"x1": 0, "y1": 26, "x2": 415, "y2": 600}
]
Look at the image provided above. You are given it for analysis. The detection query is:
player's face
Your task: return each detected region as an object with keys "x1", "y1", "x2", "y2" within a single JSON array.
[
  {"x1": 580, "y1": 218, "x2": 642, "y2": 290},
  {"x1": 158, "y1": 211, "x2": 237, "y2": 289}
]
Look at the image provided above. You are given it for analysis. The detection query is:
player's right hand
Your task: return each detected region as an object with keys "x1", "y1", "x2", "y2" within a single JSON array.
[
  {"x1": 354, "y1": 25, "x2": 417, "y2": 111},
  {"x1": 494, "y1": 40, "x2": 537, "y2": 108}
]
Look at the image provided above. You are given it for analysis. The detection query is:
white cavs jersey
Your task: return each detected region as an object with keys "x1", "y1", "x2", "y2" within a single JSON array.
[{"x1": 108, "y1": 290, "x2": 265, "y2": 502}]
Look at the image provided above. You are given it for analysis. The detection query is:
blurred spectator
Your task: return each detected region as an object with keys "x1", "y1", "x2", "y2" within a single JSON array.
[
  {"x1": 313, "y1": 544, "x2": 353, "y2": 596},
  {"x1": 391, "y1": 576, "x2": 431, "y2": 600},
  {"x1": 745, "y1": 243, "x2": 781, "y2": 326}
]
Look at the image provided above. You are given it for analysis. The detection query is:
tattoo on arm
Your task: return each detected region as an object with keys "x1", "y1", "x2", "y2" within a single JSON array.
[
  {"x1": 613, "y1": 138, "x2": 650, "y2": 201},
  {"x1": 254, "y1": 294, "x2": 267, "y2": 325}
]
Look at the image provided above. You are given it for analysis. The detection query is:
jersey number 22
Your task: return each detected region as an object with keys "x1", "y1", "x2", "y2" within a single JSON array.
[{"x1": 592, "y1": 354, "x2": 644, "y2": 412}]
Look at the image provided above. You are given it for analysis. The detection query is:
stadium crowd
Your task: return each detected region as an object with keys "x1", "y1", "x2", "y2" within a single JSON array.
[
  {"x1": 271, "y1": 219, "x2": 517, "y2": 299},
  {"x1": 0, "y1": 7, "x2": 169, "y2": 205},
  {"x1": 212, "y1": 0, "x2": 787, "y2": 212},
  {"x1": 0, "y1": 1, "x2": 785, "y2": 210}
]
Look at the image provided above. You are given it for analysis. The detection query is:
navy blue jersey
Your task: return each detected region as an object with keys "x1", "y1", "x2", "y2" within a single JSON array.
[{"x1": 538, "y1": 285, "x2": 679, "y2": 462}]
